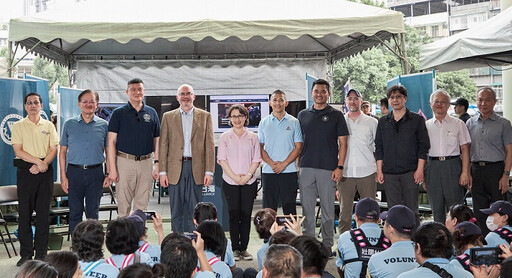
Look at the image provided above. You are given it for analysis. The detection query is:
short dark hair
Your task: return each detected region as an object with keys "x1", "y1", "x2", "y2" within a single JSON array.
[
  {"x1": 380, "y1": 98, "x2": 388, "y2": 108},
  {"x1": 72, "y1": 219, "x2": 105, "y2": 262},
  {"x1": 118, "y1": 263, "x2": 165, "y2": 278},
  {"x1": 271, "y1": 90, "x2": 286, "y2": 99},
  {"x1": 289, "y1": 235, "x2": 330, "y2": 276},
  {"x1": 78, "y1": 89, "x2": 100, "y2": 103},
  {"x1": 24, "y1": 92, "x2": 43, "y2": 104},
  {"x1": 263, "y1": 244, "x2": 303, "y2": 278},
  {"x1": 448, "y1": 204, "x2": 475, "y2": 226},
  {"x1": 106, "y1": 218, "x2": 140, "y2": 255},
  {"x1": 269, "y1": 230, "x2": 296, "y2": 246},
  {"x1": 500, "y1": 257, "x2": 512, "y2": 277},
  {"x1": 196, "y1": 220, "x2": 227, "y2": 258},
  {"x1": 412, "y1": 222, "x2": 453, "y2": 259},
  {"x1": 227, "y1": 104, "x2": 249, "y2": 126},
  {"x1": 15, "y1": 260, "x2": 58, "y2": 278},
  {"x1": 311, "y1": 79, "x2": 330, "y2": 92},
  {"x1": 161, "y1": 233, "x2": 191, "y2": 251},
  {"x1": 44, "y1": 251, "x2": 79, "y2": 278},
  {"x1": 254, "y1": 208, "x2": 277, "y2": 239},
  {"x1": 161, "y1": 241, "x2": 198, "y2": 278},
  {"x1": 193, "y1": 202, "x2": 218, "y2": 225},
  {"x1": 128, "y1": 78, "x2": 144, "y2": 87},
  {"x1": 386, "y1": 85, "x2": 407, "y2": 98}
]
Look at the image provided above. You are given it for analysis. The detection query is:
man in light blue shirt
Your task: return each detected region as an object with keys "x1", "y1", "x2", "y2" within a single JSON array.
[
  {"x1": 59, "y1": 89, "x2": 110, "y2": 234},
  {"x1": 259, "y1": 90, "x2": 303, "y2": 215},
  {"x1": 398, "y1": 222, "x2": 472, "y2": 278},
  {"x1": 368, "y1": 205, "x2": 418, "y2": 278},
  {"x1": 336, "y1": 198, "x2": 389, "y2": 278}
]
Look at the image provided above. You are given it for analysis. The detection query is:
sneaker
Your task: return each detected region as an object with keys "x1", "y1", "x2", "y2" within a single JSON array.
[
  {"x1": 233, "y1": 250, "x2": 241, "y2": 261},
  {"x1": 16, "y1": 256, "x2": 32, "y2": 267},
  {"x1": 240, "y1": 250, "x2": 253, "y2": 260}
]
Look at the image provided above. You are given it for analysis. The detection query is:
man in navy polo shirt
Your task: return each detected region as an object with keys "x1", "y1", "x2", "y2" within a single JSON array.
[
  {"x1": 298, "y1": 79, "x2": 349, "y2": 251},
  {"x1": 60, "y1": 89, "x2": 110, "y2": 234},
  {"x1": 107, "y1": 78, "x2": 160, "y2": 217},
  {"x1": 258, "y1": 90, "x2": 303, "y2": 215}
]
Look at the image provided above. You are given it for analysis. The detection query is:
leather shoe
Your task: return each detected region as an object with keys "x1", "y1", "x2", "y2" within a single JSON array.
[
  {"x1": 34, "y1": 254, "x2": 46, "y2": 261},
  {"x1": 16, "y1": 256, "x2": 32, "y2": 267}
]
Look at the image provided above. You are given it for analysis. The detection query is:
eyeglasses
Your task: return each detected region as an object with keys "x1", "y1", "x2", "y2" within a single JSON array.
[
  {"x1": 80, "y1": 100, "x2": 97, "y2": 105},
  {"x1": 389, "y1": 95, "x2": 404, "y2": 100},
  {"x1": 26, "y1": 101, "x2": 41, "y2": 106},
  {"x1": 230, "y1": 115, "x2": 246, "y2": 119},
  {"x1": 179, "y1": 92, "x2": 193, "y2": 97}
]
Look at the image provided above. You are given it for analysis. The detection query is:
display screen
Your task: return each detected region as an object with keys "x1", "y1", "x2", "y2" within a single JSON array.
[{"x1": 210, "y1": 95, "x2": 269, "y2": 133}]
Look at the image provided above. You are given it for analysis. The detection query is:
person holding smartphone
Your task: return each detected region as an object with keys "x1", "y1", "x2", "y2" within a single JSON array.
[{"x1": 217, "y1": 104, "x2": 262, "y2": 261}]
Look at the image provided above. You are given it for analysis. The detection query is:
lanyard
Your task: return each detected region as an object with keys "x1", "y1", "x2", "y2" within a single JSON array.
[{"x1": 106, "y1": 253, "x2": 135, "y2": 270}]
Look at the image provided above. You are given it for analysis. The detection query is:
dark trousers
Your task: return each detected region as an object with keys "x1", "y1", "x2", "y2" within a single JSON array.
[
  {"x1": 223, "y1": 180, "x2": 257, "y2": 251},
  {"x1": 261, "y1": 172, "x2": 298, "y2": 215},
  {"x1": 67, "y1": 166, "x2": 104, "y2": 234},
  {"x1": 169, "y1": 160, "x2": 203, "y2": 233},
  {"x1": 384, "y1": 171, "x2": 419, "y2": 217},
  {"x1": 16, "y1": 165, "x2": 54, "y2": 258},
  {"x1": 471, "y1": 162, "x2": 505, "y2": 235}
]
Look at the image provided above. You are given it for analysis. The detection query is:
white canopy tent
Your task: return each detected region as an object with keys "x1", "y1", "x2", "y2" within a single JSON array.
[
  {"x1": 420, "y1": 6, "x2": 512, "y2": 72},
  {"x1": 8, "y1": 0, "x2": 405, "y2": 101}
]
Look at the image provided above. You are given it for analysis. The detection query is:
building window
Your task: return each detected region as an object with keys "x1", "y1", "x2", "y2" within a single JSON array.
[{"x1": 431, "y1": 25, "x2": 439, "y2": 37}]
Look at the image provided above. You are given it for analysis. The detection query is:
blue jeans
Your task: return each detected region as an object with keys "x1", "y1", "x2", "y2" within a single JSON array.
[{"x1": 67, "y1": 166, "x2": 104, "y2": 233}]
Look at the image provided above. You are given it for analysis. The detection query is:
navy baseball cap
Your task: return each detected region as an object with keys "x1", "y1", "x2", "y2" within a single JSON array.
[
  {"x1": 127, "y1": 209, "x2": 147, "y2": 238},
  {"x1": 480, "y1": 200, "x2": 512, "y2": 218},
  {"x1": 455, "y1": 221, "x2": 482, "y2": 237},
  {"x1": 347, "y1": 89, "x2": 362, "y2": 98},
  {"x1": 380, "y1": 205, "x2": 416, "y2": 234},
  {"x1": 355, "y1": 198, "x2": 380, "y2": 220}
]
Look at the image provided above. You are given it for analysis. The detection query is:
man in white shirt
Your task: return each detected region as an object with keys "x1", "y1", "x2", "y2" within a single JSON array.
[
  {"x1": 425, "y1": 89, "x2": 471, "y2": 223},
  {"x1": 337, "y1": 89, "x2": 378, "y2": 234}
]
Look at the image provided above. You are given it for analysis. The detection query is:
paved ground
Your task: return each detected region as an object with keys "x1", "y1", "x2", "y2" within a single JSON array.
[{"x1": 0, "y1": 187, "x2": 342, "y2": 277}]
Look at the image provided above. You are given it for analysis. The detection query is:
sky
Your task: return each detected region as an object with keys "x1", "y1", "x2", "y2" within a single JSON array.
[{"x1": 0, "y1": 0, "x2": 24, "y2": 23}]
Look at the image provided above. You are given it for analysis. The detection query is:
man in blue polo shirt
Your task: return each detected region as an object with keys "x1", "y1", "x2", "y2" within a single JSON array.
[
  {"x1": 298, "y1": 79, "x2": 349, "y2": 252},
  {"x1": 107, "y1": 78, "x2": 160, "y2": 217},
  {"x1": 258, "y1": 90, "x2": 303, "y2": 215},
  {"x1": 60, "y1": 89, "x2": 110, "y2": 234}
]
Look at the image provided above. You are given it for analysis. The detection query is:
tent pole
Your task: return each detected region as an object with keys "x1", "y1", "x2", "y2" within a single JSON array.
[
  {"x1": 400, "y1": 33, "x2": 411, "y2": 74},
  {"x1": 502, "y1": 0, "x2": 512, "y2": 120},
  {"x1": 7, "y1": 41, "x2": 13, "y2": 78}
]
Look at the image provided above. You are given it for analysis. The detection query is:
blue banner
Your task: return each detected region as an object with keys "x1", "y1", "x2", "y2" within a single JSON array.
[
  {"x1": 387, "y1": 71, "x2": 435, "y2": 120},
  {"x1": 0, "y1": 77, "x2": 51, "y2": 186},
  {"x1": 59, "y1": 86, "x2": 83, "y2": 131}
]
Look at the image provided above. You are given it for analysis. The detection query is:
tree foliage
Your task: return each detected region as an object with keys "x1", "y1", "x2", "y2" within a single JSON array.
[
  {"x1": 436, "y1": 70, "x2": 477, "y2": 102},
  {"x1": 31, "y1": 56, "x2": 70, "y2": 89}
]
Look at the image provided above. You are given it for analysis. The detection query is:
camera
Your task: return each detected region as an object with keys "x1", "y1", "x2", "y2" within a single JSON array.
[
  {"x1": 144, "y1": 210, "x2": 156, "y2": 220},
  {"x1": 184, "y1": 232, "x2": 198, "y2": 241},
  {"x1": 276, "y1": 215, "x2": 299, "y2": 226},
  {"x1": 470, "y1": 247, "x2": 503, "y2": 266}
]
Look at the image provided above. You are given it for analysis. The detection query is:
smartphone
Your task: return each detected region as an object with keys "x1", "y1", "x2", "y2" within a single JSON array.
[
  {"x1": 184, "y1": 232, "x2": 198, "y2": 241},
  {"x1": 470, "y1": 247, "x2": 503, "y2": 266},
  {"x1": 144, "y1": 210, "x2": 156, "y2": 220},
  {"x1": 276, "y1": 215, "x2": 299, "y2": 226}
]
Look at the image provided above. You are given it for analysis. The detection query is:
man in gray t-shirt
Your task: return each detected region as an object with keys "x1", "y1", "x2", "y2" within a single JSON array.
[{"x1": 466, "y1": 87, "x2": 512, "y2": 235}]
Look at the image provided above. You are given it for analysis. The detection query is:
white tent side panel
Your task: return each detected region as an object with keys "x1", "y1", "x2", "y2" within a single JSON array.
[{"x1": 76, "y1": 59, "x2": 327, "y2": 102}]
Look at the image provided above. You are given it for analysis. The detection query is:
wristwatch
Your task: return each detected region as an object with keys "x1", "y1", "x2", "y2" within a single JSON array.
[
  {"x1": 337, "y1": 165, "x2": 344, "y2": 170},
  {"x1": 505, "y1": 171, "x2": 510, "y2": 176}
]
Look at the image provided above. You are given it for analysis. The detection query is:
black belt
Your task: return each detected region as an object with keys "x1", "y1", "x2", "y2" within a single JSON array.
[
  {"x1": 68, "y1": 163, "x2": 103, "y2": 170},
  {"x1": 429, "y1": 155, "x2": 460, "y2": 161},
  {"x1": 473, "y1": 161, "x2": 503, "y2": 167},
  {"x1": 182, "y1": 157, "x2": 192, "y2": 161}
]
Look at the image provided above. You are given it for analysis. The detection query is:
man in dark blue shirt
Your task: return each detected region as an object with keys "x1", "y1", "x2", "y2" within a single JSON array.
[
  {"x1": 375, "y1": 85, "x2": 430, "y2": 218},
  {"x1": 107, "y1": 78, "x2": 160, "y2": 217},
  {"x1": 298, "y1": 79, "x2": 349, "y2": 252}
]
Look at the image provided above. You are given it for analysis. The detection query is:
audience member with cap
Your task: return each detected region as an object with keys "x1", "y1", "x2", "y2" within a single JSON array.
[
  {"x1": 336, "y1": 198, "x2": 390, "y2": 278},
  {"x1": 126, "y1": 209, "x2": 164, "y2": 263},
  {"x1": 367, "y1": 205, "x2": 418, "y2": 278},
  {"x1": 105, "y1": 218, "x2": 153, "y2": 270},
  {"x1": 451, "y1": 97, "x2": 471, "y2": 123},
  {"x1": 481, "y1": 200, "x2": 512, "y2": 247},
  {"x1": 449, "y1": 221, "x2": 485, "y2": 273},
  {"x1": 445, "y1": 204, "x2": 476, "y2": 233},
  {"x1": 397, "y1": 222, "x2": 472, "y2": 278},
  {"x1": 361, "y1": 101, "x2": 378, "y2": 119}
]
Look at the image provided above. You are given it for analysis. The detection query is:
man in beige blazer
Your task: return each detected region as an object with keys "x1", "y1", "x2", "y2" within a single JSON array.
[{"x1": 159, "y1": 84, "x2": 215, "y2": 232}]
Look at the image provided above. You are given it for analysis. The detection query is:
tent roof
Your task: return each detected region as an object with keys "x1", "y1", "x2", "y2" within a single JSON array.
[
  {"x1": 420, "y1": 6, "x2": 512, "y2": 72},
  {"x1": 9, "y1": 0, "x2": 404, "y2": 66}
]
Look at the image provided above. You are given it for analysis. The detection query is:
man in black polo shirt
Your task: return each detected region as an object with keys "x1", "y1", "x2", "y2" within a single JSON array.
[
  {"x1": 375, "y1": 85, "x2": 430, "y2": 218},
  {"x1": 107, "y1": 78, "x2": 160, "y2": 217},
  {"x1": 298, "y1": 79, "x2": 349, "y2": 252}
]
